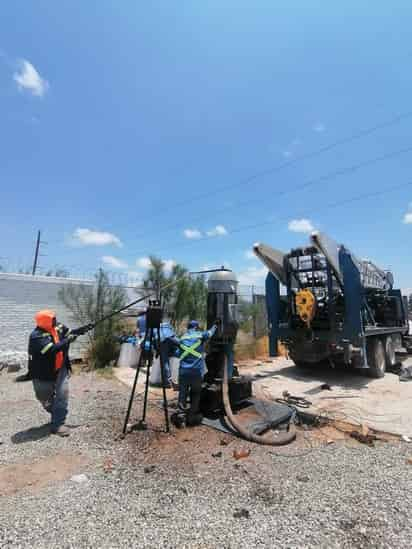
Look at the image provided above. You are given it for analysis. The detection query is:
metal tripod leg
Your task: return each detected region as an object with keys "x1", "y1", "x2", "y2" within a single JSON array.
[
  {"x1": 157, "y1": 327, "x2": 170, "y2": 433},
  {"x1": 122, "y1": 344, "x2": 145, "y2": 434},
  {"x1": 141, "y1": 329, "x2": 154, "y2": 424}
]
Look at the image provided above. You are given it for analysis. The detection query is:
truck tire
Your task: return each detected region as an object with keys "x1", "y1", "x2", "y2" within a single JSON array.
[
  {"x1": 384, "y1": 336, "x2": 396, "y2": 369},
  {"x1": 366, "y1": 338, "x2": 386, "y2": 378}
]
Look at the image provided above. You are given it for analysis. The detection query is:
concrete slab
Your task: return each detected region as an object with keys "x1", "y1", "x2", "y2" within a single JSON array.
[
  {"x1": 114, "y1": 358, "x2": 412, "y2": 437},
  {"x1": 241, "y1": 357, "x2": 412, "y2": 437},
  {"x1": 114, "y1": 366, "x2": 177, "y2": 400}
]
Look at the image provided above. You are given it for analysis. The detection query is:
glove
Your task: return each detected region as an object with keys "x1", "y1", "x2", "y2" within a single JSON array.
[{"x1": 71, "y1": 323, "x2": 94, "y2": 336}]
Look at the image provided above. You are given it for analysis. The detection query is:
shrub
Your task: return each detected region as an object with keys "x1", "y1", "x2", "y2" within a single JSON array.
[{"x1": 59, "y1": 269, "x2": 127, "y2": 368}]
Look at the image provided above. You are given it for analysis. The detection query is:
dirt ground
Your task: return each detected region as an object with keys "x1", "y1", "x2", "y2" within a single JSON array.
[{"x1": 2, "y1": 367, "x2": 412, "y2": 548}]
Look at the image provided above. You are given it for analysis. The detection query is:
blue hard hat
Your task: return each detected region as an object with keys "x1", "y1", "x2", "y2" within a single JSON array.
[{"x1": 188, "y1": 320, "x2": 199, "y2": 330}]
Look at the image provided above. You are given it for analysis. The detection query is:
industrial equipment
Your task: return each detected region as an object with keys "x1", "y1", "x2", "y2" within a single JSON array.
[
  {"x1": 254, "y1": 232, "x2": 410, "y2": 378},
  {"x1": 200, "y1": 268, "x2": 252, "y2": 414},
  {"x1": 122, "y1": 300, "x2": 170, "y2": 435}
]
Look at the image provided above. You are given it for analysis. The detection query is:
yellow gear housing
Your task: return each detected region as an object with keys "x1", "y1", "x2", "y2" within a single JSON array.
[{"x1": 295, "y1": 289, "x2": 317, "y2": 327}]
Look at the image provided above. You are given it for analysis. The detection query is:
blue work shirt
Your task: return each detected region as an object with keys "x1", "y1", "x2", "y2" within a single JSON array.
[
  {"x1": 137, "y1": 314, "x2": 146, "y2": 335},
  {"x1": 140, "y1": 322, "x2": 179, "y2": 355},
  {"x1": 178, "y1": 325, "x2": 217, "y2": 373}
]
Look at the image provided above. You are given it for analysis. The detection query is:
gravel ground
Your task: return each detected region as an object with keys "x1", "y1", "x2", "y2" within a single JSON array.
[{"x1": 1, "y1": 368, "x2": 412, "y2": 548}]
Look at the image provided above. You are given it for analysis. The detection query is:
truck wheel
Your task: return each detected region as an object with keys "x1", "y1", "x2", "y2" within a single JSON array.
[
  {"x1": 366, "y1": 338, "x2": 386, "y2": 378},
  {"x1": 384, "y1": 336, "x2": 396, "y2": 369}
]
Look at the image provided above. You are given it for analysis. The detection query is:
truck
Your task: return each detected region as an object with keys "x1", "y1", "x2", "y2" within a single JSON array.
[{"x1": 254, "y1": 232, "x2": 411, "y2": 378}]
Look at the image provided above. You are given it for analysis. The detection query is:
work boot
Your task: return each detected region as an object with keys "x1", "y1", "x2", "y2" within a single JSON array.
[
  {"x1": 51, "y1": 425, "x2": 70, "y2": 437},
  {"x1": 170, "y1": 411, "x2": 186, "y2": 428},
  {"x1": 15, "y1": 372, "x2": 32, "y2": 382}
]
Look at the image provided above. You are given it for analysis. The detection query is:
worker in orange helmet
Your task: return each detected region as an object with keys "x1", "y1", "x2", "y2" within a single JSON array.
[{"x1": 28, "y1": 310, "x2": 90, "y2": 437}]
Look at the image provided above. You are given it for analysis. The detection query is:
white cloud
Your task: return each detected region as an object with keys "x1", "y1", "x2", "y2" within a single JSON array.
[
  {"x1": 101, "y1": 256, "x2": 128, "y2": 269},
  {"x1": 183, "y1": 228, "x2": 203, "y2": 239},
  {"x1": 313, "y1": 122, "x2": 325, "y2": 133},
  {"x1": 136, "y1": 257, "x2": 175, "y2": 272},
  {"x1": 288, "y1": 218, "x2": 315, "y2": 234},
  {"x1": 136, "y1": 257, "x2": 152, "y2": 269},
  {"x1": 238, "y1": 266, "x2": 268, "y2": 286},
  {"x1": 403, "y1": 212, "x2": 412, "y2": 224},
  {"x1": 207, "y1": 225, "x2": 228, "y2": 237},
  {"x1": 13, "y1": 59, "x2": 49, "y2": 97},
  {"x1": 71, "y1": 228, "x2": 122, "y2": 247},
  {"x1": 163, "y1": 259, "x2": 176, "y2": 272},
  {"x1": 244, "y1": 249, "x2": 257, "y2": 260}
]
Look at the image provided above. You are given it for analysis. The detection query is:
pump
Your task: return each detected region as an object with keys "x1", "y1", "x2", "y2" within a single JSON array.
[{"x1": 200, "y1": 268, "x2": 252, "y2": 415}]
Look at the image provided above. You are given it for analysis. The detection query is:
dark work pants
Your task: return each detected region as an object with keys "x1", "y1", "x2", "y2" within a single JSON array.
[
  {"x1": 178, "y1": 368, "x2": 202, "y2": 415},
  {"x1": 32, "y1": 367, "x2": 69, "y2": 429}
]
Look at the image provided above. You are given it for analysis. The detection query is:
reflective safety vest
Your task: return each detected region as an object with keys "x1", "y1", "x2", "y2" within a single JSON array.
[
  {"x1": 178, "y1": 328, "x2": 213, "y2": 372},
  {"x1": 28, "y1": 324, "x2": 70, "y2": 381}
]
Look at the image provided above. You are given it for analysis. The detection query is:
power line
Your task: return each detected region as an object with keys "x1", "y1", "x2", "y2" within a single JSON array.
[
  {"x1": 141, "y1": 180, "x2": 412, "y2": 257},
  {"x1": 52, "y1": 179, "x2": 412, "y2": 273},
  {"x1": 132, "y1": 108, "x2": 412, "y2": 226},
  {"x1": 52, "y1": 142, "x2": 412, "y2": 261},
  {"x1": 119, "y1": 144, "x2": 412, "y2": 251},
  {"x1": 45, "y1": 108, "x2": 412, "y2": 255}
]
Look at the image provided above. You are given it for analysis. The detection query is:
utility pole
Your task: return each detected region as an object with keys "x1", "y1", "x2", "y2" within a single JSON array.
[
  {"x1": 32, "y1": 230, "x2": 41, "y2": 275},
  {"x1": 31, "y1": 230, "x2": 48, "y2": 276}
]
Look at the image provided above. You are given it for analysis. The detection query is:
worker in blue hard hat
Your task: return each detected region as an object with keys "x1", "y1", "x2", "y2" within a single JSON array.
[
  {"x1": 175, "y1": 319, "x2": 217, "y2": 426},
  {"x1": 139, "y1": 311, "x2": 179, "y2": 388}
]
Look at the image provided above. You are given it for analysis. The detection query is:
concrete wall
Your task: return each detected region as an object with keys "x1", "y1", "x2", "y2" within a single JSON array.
[{"x1": 0, "y1": 273, "x2": 93, "y2": 359}]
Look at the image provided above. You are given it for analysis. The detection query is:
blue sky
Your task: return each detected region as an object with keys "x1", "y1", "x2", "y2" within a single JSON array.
[{"x1": 1, "y1": 1, "x2": 412, "y2": 290}]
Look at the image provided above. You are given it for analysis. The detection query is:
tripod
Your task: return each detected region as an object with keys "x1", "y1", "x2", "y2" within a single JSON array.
[{"x1": 122, "y1": 302, "x2": 170, "y2": 435}]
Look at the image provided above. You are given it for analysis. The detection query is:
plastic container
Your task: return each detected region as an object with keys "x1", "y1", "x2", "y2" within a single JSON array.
[
  {"x1": 170, "y1": 357, "x2": 180, "y2": 385},
  {"x1": 117, "y1": 342, "x2": 139, "y2": 368},
  {"x1": 149, "y1": 357, "x2": 162, "y2": 385}
]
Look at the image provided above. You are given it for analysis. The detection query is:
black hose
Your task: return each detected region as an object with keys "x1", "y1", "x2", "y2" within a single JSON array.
[{"x1": 221, "y1": 357, "x2": 296, "y2": 446}]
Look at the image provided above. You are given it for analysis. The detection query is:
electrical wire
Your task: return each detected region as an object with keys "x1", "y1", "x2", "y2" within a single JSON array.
[
  {"x1": 37, "y1": 178, "x2": 412, "y2": 276},
  {"x1": 128, "y1": 179, "x2": 412, "y2": 257},
  {"x1": 133, "y1": 109, "x2": 412, "y2": 224},
  {"x1": 122, "y1": 143, "x2": 412, "y2": 247},
  {"x1": 44, "y1": 109, "x2": 412, "y2": 259},
  {"x1": 47, "y1": 143, "x2": 405, "y2": 261}
]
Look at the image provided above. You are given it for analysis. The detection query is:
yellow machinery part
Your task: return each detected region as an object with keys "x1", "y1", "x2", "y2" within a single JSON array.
[{"x1": 295, "y1": 289, "x2": 317, "y2": 327}]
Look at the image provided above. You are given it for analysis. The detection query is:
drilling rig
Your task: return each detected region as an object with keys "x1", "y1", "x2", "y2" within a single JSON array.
[{"x1": 254, "y1": 232, "x2": 410, "y2": 378}]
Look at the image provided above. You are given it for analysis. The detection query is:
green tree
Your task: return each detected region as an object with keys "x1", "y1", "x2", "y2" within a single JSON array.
[
  {"x1": 142, "y1": 256, "x2": 169, "y2": 300},
  {"x1": 238, "y1": 297, "x2": 261, "y2": 334},
  {"x1": 140, "y1": 257, "x2": 208, "y2": 327},
  {"x1": 186, "y1": 275, "x2": 208, "y2": 323},
  {"x1": 59, "y1": 269, "x2": 127, "y2": 368}
]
